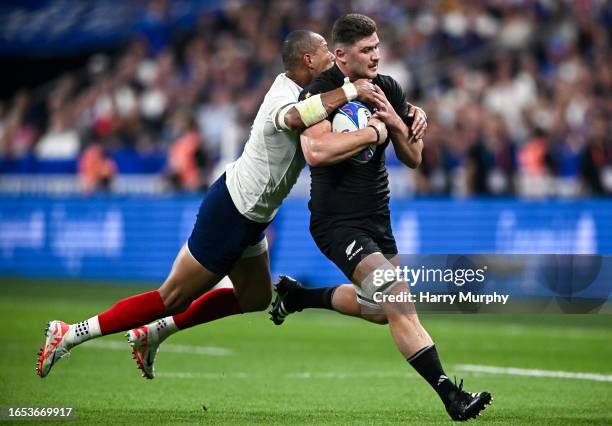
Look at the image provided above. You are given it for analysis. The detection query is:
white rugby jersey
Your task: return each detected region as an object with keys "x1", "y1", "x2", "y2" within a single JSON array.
[{"x1": 225, "y1": 73, "x2": 305, "y2": 223}]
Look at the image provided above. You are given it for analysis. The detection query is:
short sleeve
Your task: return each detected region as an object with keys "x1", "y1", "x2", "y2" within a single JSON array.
[{"x1": 268, "y1": 95, "x2": 297, "y2": 132}]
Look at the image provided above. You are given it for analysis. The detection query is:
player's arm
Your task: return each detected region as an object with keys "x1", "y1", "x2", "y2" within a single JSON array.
[
  {"x1": 371, "y1": 85, "x2": 427, "y2": 169},
  {"x1": 300, "y1": 118, "x2": 387, "y2": 167},
  {"x1": 274, "y1": 79, "x2": 377, "y2": 132}
]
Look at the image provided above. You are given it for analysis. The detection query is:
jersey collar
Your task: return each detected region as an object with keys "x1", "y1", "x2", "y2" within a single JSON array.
[
  {"x1": 283, "y1": 73, "x2": 303, "y2": 91},
  {"x1": 328, "y1": 63, "x2": 380, "y2": 84},
  {"x1": 328, "y1": 63, "x2": 346, "y2": 84}
]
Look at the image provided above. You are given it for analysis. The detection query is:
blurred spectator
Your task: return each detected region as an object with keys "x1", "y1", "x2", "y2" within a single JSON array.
[
  {"x1": 1, "y1": 0, "x2": 610, "y2": 198},
  {"x1": 517, "y1": 130, "x2": 555, "y2": 198},
  {"x1": 466, "y1": 114, "x2": 517, "y2": 196},
  {"x1": 414, "y1": 134, "x2": 449, "y2": 195},
  {"x1": 581, "y1": 113, "x2": 612, "y2": 196},
  {"x1": 483, "y1": 55, "x2": 536, "y2": 141},
  {"x1": 166, "y1": 111, "x2": 209, "y2": 191},
  {"x1": 79, "y1": 142, "x2": 117, "y2": 192},
  {"x1": 0, "y1": 91, "x2": 37, "y2": 159},
  {"x1": 197, "y1": 87, "x2": 236, "y2": 162},
  {"x1": 35, "y1": 108, "x2": 80, "y2": 160},
  {"x1": 136, "y1": 0, "x2": 172, "y2": 55},
  {"x1": 378, "y1": 43, "x2": 411, "y2": 91}
]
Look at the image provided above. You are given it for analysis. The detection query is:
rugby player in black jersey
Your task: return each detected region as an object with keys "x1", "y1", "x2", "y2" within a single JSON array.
[{"x1": 270, "y1": 14, "x2": 492, "y2": 422}]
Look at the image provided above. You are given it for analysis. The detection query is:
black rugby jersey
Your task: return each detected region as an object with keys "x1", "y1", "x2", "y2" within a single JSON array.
[{"x1": 299, "y1": 64, "x2": 413, "y2": 218}]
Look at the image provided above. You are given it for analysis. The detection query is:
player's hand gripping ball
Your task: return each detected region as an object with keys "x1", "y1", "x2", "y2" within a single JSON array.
[{"x1": 332, "y1": 101, "x2": 377, "y2": 164}]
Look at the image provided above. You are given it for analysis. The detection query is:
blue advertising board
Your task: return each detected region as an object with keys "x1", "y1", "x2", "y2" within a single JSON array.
[{"x1": 1, "y1": 196, "x2": 611, "y2": 287}]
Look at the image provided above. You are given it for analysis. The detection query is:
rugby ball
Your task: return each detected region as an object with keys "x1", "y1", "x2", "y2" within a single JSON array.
[{"x1": 332, "y1": 101, "x2": 376, "y2": 164}]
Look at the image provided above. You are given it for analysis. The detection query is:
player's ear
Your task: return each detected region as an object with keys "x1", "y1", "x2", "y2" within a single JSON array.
[
  {"x1": 335, "y1": 47, "x2": 347, "y2": 65},
  {"x1": 303, "y1": 53, "x2": 314, "y2": 69}
]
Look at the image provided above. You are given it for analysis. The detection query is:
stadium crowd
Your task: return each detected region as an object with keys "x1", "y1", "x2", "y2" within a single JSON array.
[{"x1": 0, "y1": 0, "x2": 610, "y2": 196}]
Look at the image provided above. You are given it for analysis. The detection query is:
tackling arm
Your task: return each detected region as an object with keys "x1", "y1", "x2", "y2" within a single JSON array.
[
  {"x1": 300, "y1": 119, "x2": 387, "y2": 167},
  {"x1": 275, "y1": 78, "x2": 376, "y2": 132}
]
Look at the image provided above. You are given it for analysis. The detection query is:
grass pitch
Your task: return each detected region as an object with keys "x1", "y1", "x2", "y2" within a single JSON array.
[{"x1": 0, "y1": 279, "x2": 610, "y2": 425}]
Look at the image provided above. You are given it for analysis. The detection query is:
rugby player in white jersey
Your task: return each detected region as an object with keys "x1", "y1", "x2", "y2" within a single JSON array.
[{"x1": 35, "y1": 30, "x2": 417, "y2": 379}]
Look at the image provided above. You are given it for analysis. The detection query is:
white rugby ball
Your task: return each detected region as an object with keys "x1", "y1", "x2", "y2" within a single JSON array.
[{"x1": 332, "y1": 101, "x2": 377, "y2": 164}]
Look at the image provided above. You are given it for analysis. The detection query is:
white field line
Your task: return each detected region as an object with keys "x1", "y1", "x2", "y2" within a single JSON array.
[
  {"x1": 159, "y1": 366, "x2": 612, "y2": 383},
  {"x1": 158, "y1": 372, "x2": 250, "y2": 380},
  {"x1": 286, "y1": 371, "x2": 416, "y2": 379},
  {"x1": 156, "y1": 371, "x2": 416, "y2": 380},
  {"x1": 456, "y1": 364, "x2": 612, "y2": 382},
  {"x1": 83, "y1": 340, "x2": 233, "y2": 356},
  {"x1": 80, "y1": 342, "x2": 612, "y2": 383}
]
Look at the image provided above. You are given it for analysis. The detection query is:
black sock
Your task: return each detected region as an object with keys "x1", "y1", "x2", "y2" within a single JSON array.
[
  {"x1": 284, "y1": 285, "x2": 337, "y2": 312},
  {"x1": 407, "y1": 345, "x2": 455, "y2": 405}
]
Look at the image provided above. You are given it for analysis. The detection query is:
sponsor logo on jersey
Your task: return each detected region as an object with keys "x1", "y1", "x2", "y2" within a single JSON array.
[
  {"x1": 345, "y1": 239, "x2": 363, "y2": 261},
  {"x1": 346, "y1": 240, "x2": 356, "y2": 256}
]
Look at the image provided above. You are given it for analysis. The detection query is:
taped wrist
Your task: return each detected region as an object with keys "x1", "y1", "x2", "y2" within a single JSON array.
[
  {"x1": 342, "y1": 77, "x2": 358, "y2": 101},
  {"x1": 294, "y1": 94, "x2": 328, "y2": 127}
]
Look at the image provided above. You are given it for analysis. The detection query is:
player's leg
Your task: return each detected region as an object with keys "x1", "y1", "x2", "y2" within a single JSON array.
[
  {"x1": 36, "y1": 173, "x2": 256, "y2": 378},
  {"x1": 283, "y1": 208, "x2": 491, "y2": 420},
  {"x1": 353, "y1": 252, "x2": 492, "y2": 421},
  {"x1": 127, "y1": 238, "x2": 271, "y2": 378},
  {"x1": 270, "y1": 278, "x2": 387, "y2": 324},
  {"x1": 229, "y1": 247, "x2": 273, "y2": 312},
  {"x1": 328, "y1": 284, "x2": 388, "y2": 323},
  {"x1": 150, "y1": 237, "x2": 271, "y2": 336},
  {"x1": 36, "y1": 243, "x2": 221, "y2": 378},
  {"x1": 315, "y1": 254, "x2": 420, "y2": 324},
  {"x1": 270, "y1": 215, "x2": 387, "y2": 325},
  {"x1": 352, "y1": 253, "x2": 432, "y2": 355}
]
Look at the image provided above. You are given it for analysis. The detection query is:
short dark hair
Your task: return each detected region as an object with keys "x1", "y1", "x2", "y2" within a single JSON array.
[
  {"x1": 332, "y1": 14, "x2": 377, "y2": 46},
  {"x1": 281, "y1": 30, "x2": 318, "y2": 71}
]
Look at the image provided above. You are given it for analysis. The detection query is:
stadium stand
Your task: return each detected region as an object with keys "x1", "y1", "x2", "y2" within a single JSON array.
[{"x1": 0, "y1": 0, "x2": 610, "y2": 197}]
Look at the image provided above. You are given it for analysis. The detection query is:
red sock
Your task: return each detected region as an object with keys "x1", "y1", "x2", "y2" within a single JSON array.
[
  {"x1": 98, "y1": 290, "x2": 167, "y2": 335},
  {"x1": 173, "y1": 288, "x2": 242, "y2": 330}
]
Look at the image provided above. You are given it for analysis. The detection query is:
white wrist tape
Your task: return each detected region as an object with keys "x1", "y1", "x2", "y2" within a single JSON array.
[
  {"x1": 294, "y1": 94, "x2": 328, "y2": 127},
  {"x1": 277, "y1": 103, "x2": 295, "y2": 131},
  {"x1": 342, "y1": 77, "x2": 358, "y2": 101}
]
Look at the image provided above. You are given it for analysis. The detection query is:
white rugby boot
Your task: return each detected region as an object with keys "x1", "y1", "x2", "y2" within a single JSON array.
[
  {"x1": 126, "y1": 325, "x2": 161, "y2": 379},
  {"x1": 36, "y1": 320, "x2": 73, "y2": 378}
]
